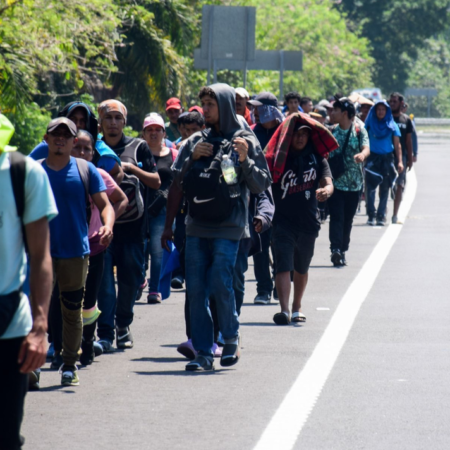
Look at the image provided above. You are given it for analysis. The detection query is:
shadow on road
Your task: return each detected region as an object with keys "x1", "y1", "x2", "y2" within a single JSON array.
[
  {"x1": 132, "y1": 357, "x2": 186, "y2": 363},
  {"x1": 37, "y1": 385, "x2": 76, "y2": 393},
  {"x1": 134, "y1": 370, "x2": 226, "y2": 377},
  {"x1": 239, "y1": 322, "x2": 274, "y2": 327}
]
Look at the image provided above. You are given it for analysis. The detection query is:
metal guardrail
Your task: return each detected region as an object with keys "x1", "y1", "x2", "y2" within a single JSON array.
[{"x1": 414, "y1": 118, "x2": 450, "y2": 125}]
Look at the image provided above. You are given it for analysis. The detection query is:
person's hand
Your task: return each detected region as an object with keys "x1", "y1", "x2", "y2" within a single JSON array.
[
  {"x1": 253, "y1": 218, "x2": 263, "y2": 233},
  {"x1": 161, "y1": 227, "x2": 174, "y2": 251},
  {"x1": 98, "y1": 226, "x2": 113, "y2": 247},
  {"x1": 18, "y1": 324, "x2": 47, "y2": 373},
  {"x1": 121, "y1": 162, "x2": 134, "y2": 173},
  {"x1": 316, "y1": 187, "x2": 330, "y2": 202},
  {"x1": 354, "y1": 152, "x2": 366, "y2": 163},
  {"x1": 413, "y1": 155, "x2": 417, "y2": 163},
  {"x1": 407, "y1": 158, "x2": 413, "y2": 171},
  {"x1": 233, "y1": 137, "x2": 249, "y2": 163},
  {"x1": 192, "y1": 142, "x2": 213, "y2": 160},
  {"x1": 397, "y1": 161, "x2": 404, "y2": 174}
]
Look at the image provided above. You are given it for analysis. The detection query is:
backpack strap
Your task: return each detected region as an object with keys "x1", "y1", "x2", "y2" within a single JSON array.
[
  {"x1": 9, "y1": 152, "x2": 26, "y2": 219},
  {"x1": 75, "y1": 158, "x2": 92, "y2": 225}
]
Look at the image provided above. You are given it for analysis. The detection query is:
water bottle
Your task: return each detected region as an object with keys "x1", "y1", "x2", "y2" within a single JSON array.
[{"x1": 221, "y1": 155, "x2": 238, "y2": 185}]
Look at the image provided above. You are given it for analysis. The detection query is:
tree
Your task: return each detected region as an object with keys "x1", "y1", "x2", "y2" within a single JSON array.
[{"x1": 336, "y1": 0, "x2": 450, "y2": 93}]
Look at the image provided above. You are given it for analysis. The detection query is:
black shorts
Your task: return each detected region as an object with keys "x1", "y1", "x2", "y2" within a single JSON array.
[{"x1": 272, "y1": 225, "x2": 317, "y2": 275}]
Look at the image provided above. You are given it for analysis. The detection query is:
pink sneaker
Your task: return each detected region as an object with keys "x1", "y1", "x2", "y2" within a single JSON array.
[
  {"x1": 212, "y1": 343, "x2": 222, "y2": 358},
  {"x1": 177, "y1": 339, "x2": 197, "y2": 360}
]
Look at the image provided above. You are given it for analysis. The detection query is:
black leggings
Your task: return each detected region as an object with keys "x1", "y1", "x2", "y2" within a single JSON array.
[{"x1": 0, "y1": 337, "x2": 27, "y2": 450}]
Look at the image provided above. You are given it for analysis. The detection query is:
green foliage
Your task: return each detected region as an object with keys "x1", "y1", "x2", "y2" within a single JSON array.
[
  {"x1": 336, "y1": 0, "x2": 450, "y2": 93},
  {"x1": 5, "y1": 103, "x2": 51, "y2": 155},
  {"x1": 406, "y1": 33, "x2": 450, "y2": 118}
]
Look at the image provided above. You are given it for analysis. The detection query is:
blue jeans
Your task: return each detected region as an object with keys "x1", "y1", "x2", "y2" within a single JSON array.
[
  {"x1": 97, "y1": 241, "x2": 144, "y2": 341},
  {"x1": 252, "y1": 228, "x2": 273, "y2": 296},
  {"x1": 146, "y1": 208, "x2": 166, "y2": 293},
  {"x1": 185, "y1": 236, "x2": 240, "y2": 357},
  {"x1": 233, "y1": 248, "x2": 249, "y2": 316},
  {"x1": 366, "y1": 173, "x2": 391, "y2": 220}
]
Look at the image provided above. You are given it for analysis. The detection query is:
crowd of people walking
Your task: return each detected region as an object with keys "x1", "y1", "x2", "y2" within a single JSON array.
[{"x1": 0, "y1": 83, "x2": 417, "y2": 449}]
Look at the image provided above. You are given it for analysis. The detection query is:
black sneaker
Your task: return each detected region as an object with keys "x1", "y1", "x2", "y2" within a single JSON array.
[
  {"x1": 220, "y1": 335, "x2": 241, "y2": 367},
  {"x1": 331, "y1": 249, "x2": 344, "y2": 267},
  {"x1": 185, "y1": 355, "x2": 214, "y2": 371},
  {"x1": 116, "y1": 326, "x2": 134, "y2": 349},
  {"x1": 376, "y1": 218, "x2": 386, "y2": 226},
  {"x1": 28, "y1": 369, "x2": 40, "y2": 391},
  {"x1": 367, "y1": 216, "x2": 375, "y2": 226},
  {"x1": 80, "y1": 339, "x2": 94, "y2": 366},
  {"x1": 341, "y1": 252, "x2": 347, "y2": 266},
  {"x1": 171, "y1": 276, "x2": 184, "y2": 290},
  {"x1": 50, "y1": 352, "x2": 63, "y2": 370}
]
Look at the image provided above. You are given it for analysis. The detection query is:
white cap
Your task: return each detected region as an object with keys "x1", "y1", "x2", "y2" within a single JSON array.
[
  {"x1": 235, "y1": 87, "x2": 250, "y2": 99},
  {"x1": 222, "y1": 154, "x2": 229, "y2": 160}
]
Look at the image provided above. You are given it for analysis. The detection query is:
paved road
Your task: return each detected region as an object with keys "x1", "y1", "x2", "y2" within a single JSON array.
[{"x1": 22, "y1": 134, "x2": 449, "y2": 450}]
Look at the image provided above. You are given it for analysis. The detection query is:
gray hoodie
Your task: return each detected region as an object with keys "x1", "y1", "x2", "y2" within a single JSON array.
[{"x1": 173, "y1": 83, "x2": 272, "y2": 240}]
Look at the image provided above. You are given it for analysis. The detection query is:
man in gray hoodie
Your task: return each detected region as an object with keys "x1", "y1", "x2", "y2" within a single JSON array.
[{"x1": 162, "y1": 83, "x2": 271, "y2": 371}]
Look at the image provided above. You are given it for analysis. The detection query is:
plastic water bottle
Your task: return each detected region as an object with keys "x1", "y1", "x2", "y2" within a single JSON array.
[{"x1": 221, "y1": 155, "x2": 238, "y2": 185}]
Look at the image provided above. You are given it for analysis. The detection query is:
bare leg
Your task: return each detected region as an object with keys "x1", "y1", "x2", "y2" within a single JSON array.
[
  {"x1": 275, "y1": 271, "x2": 291, "y2": 314},
  {"x1": 393, "y1": 186, "x2": 403, "y2": 217},
  {"x1": 292, "y1": 271, "x2": 308, "y2": 312}
]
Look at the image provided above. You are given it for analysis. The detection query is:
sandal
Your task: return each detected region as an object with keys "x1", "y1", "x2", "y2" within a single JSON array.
[
  {"x1": 273, "y1": 311, "x2": 290, "y2": 325},
  {"x1": 291, "y1": 312, "x2": 306, "y2": 323}
]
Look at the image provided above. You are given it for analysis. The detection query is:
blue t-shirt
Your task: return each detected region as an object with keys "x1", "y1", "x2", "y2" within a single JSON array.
[
  {"x1": 367, "y1": 123, "x2": 401, "y2": 155},
  {"x1": 30, "y1": 141, "x2": 116, "y2": 172},
  {"x1": 42, "y1": 157, "x2": 106, "y2": 258}
]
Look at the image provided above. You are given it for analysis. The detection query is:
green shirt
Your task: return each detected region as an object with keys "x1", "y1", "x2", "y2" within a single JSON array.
[
  {"x1": 330, "y1": 124, "x2": 369, "y2": 192},
  {"x1": 165, "y1": 122, "x2": 180, "y2": 142}
]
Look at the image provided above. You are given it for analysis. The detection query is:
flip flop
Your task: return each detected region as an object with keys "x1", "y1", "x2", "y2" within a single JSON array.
[
  {"x1": 273, "y1": 311, "x2": 290, "y2": 326},
  {"x1": 291, "y1": 312, "x2": 306, "y2": 323}
]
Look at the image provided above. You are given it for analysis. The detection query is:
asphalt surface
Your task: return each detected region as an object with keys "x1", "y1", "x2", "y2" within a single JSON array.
[{"x1": 22, "y1": 134, "x2": 449, "y2": 450}]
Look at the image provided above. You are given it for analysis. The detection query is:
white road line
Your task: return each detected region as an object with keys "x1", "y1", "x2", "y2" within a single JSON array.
[{"x1": 254, "y1": 169, "x2": 418, "y2": 450}]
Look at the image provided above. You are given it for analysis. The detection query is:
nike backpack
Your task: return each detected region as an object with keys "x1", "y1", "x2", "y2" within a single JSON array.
[{"x1": 182, "y1": 134, "x2": 239, "y2": 223}]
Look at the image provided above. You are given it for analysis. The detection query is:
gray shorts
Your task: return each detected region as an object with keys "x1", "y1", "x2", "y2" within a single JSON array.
[{"x1": 272, "y1": 225, "x2": 317, "y2": 275}]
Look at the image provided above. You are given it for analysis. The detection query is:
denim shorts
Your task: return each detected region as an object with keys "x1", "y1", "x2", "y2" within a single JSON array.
[{"x1": 272, "y1": 224, "x2": 317, "y2": 275}]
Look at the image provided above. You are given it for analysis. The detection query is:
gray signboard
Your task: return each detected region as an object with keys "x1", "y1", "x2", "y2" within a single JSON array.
[
  {"x1": 405, "y1": 88, "x2": 438, "y2": 117},
  {"x1": 200, "y1": 5, "x2": 256, "y2": 62}
]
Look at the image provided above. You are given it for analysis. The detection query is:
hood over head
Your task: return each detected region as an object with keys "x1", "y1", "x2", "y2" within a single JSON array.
[
  {"x1": 209, "y1": 83, "x2": 241, "y2": 139},
  {"x1": 58, "y1": 101, "x2": 98, "y2": 140}
]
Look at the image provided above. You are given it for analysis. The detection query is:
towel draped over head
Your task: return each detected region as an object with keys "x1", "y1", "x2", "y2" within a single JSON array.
[
  {"x1": 265, "y1": 112, "x2": 339, "y2": 183},
  {"x1": 98, "y1": 100, "x2": 128, "y2": 124}
]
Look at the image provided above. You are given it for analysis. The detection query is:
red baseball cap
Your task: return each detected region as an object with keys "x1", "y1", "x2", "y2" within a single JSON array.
[
  {"x1": 166, "y1": 97, "x2": 182, "y2": 111},
  {"x1": 189, "y1": 105, "x2": 204, "y2": 115}
]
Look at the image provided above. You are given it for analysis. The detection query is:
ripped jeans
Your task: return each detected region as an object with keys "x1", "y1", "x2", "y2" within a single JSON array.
[{"x1": 52, "y1": 256, "x2": 89, "y2": 366}]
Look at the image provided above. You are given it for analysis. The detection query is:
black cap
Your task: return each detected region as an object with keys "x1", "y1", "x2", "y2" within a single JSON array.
[
  {"x1": 333, "y1": 96, "x2": 356, "y2": 117},
  {"x1": 247, "y1": 92, "x2": 278, "y2": 108},
  {"x1": 47, "y1": 117, "x2": 77, "y2": 136}
]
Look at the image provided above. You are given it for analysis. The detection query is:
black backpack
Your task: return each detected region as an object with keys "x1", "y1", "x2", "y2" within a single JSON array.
[
  {"x1": 115, "y1": 139, "x2": 145, "y2": 224},
  {"x1": 182, "y1": 133, "x2": 240, "y2": 223}
]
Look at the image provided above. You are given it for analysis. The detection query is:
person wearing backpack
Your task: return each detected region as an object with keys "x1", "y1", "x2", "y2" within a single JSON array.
[
  {"x1": 96, "y1": 100, "x2": 161, "y2": 352},
  {"x1": 41, "y1": 117, "x2": 114, "y2": 386},
  {"x1": 328, "y1": 97, "x2": 370, "y2": 267},
  {"x1": 162, "y1": 83, "x2": 271, "y2": 371},
  {"x1": 0, "y1": 114, "x2": 57, "y2": 449}
]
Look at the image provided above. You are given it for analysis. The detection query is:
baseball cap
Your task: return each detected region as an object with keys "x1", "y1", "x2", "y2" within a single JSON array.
[
  {"x1": 189, "y1": 105, "x2": 204, "y2": 115},
  {"x1": 235, "y1": 87, "x2": 250, "y2": 99},
  {"x1": 0, "y1": 114, "x2": 17, "y2": 152},
  {"x1": 313, "y1": 106, "x2": 328, "y2": 119},
  {"x1": 333, "y1": 96, "x2": 356, "y2": 117},
  {"x1": 143, "y1": 113, "x2": 165, "y2": 130},
  {"x1": 247, "y1": 92, "x2": 278, "y2": 108},
  {"x1": 166, "y1": 97, "x2": 182, "y2": 111},
  {"x1": 295, "y1": 125, "x2": 312, "y2": 132},
  {"x1": 46, "y1": 117, "x2": 77, "y2": 136},
  {"x1": 318, "y1": 99, "x2": 333, "y2": 109}
]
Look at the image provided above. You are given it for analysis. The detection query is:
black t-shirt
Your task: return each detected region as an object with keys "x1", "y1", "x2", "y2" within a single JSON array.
[
  {"x1": 272, "y1": 150, "x2": 332, "y2": 235},
  {"x1": 153, "y1": 151, "x2": 174, "y2": 190},
  {"x1": 393, "y1": 114, "x2": 413, "y2": 159},
  {"x1": 106, "y1": 135, "x2": 157, "y2": 243}
]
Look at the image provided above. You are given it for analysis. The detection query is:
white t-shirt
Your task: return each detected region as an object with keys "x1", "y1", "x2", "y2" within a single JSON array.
[{"x1": 0, "y1": 152, "x2": 58, "y2": 339}]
